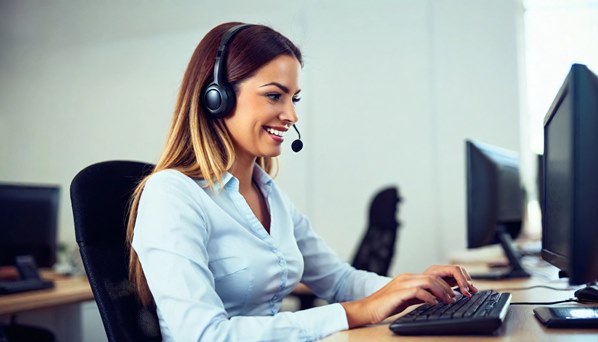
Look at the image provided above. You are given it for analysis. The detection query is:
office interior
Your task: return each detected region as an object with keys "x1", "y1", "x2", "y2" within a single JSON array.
[{"x1": 1, "y1": 0, "x2": 597, "y2": 341}]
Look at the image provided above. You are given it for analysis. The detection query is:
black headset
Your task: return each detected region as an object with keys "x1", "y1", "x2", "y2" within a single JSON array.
[{"x1": 202, "y1": 24, "x2": 252, "y2": 119}]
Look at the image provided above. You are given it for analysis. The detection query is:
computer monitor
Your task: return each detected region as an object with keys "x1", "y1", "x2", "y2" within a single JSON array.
[
  {"x1": 466, "y1": 139, "x2": 530, "y2": 279},
  {"x1": 0, "y1": 183, "x2": 60, "y2": 268},
  {"x1": 542, "y1": 63, "x2": 598, "y2": 290},
  {"x1": 537, "y1": 153, "x2": 544, "y2": 217}
]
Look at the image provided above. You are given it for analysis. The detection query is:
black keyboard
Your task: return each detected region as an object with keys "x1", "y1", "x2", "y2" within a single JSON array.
[
  {"x1": 0, "y1": 279, "x2": 54, "y2": 295},
  {"x1": 389, "y1": 290, "x2": 511, "y2": 335}
]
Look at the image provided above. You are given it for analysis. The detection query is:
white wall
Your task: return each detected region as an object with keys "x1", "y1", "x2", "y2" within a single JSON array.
[
  {"x1": 432, "y1": 0, "x2": 524, "y2": 264},
  {"x1": 0, "y1": 0, "x2": 522, "y2": 276}
]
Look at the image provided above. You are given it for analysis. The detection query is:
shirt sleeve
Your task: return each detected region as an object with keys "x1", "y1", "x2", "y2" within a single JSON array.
[
  {"x1": 132, "y1": 171, "x2": 350, "y2": 342},
  {"x1": 289, "y1": 203, "x2": 392, "y2": 303}
]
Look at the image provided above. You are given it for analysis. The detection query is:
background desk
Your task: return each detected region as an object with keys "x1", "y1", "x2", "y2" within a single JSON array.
[
  {"x1": 0, "y1": 271, "x2": 100, "y2": 341},
  {"x1": 0, "y1": 272, "x2": 93, "y2": 316},
  {"x1": 322, "y1": 262, "x2": 598, "y2": 341}
]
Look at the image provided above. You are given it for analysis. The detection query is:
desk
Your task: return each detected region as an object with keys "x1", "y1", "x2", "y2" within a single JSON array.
[
  {"x1": 0, "y1": 271, "x2": 96, "y2": 341},
  {"x1": 322, "y1": 263, "x2": 598, "y2": 341},
  {"x1": 0, "y1": 271, "x2": 93, "y2": 316}
]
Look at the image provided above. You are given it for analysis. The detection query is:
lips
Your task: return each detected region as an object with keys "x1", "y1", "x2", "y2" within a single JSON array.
[{"x1": 264, "y1": 126, "x2": 287, "y2": 138}]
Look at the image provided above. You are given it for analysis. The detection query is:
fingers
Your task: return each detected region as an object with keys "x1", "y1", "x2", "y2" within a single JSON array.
[
  {"x1": 452, "y1": 266, "x2": 473, "y2": 297},
  {"x1": 424, "y1": 265, "x2": 479, "y2": 297},
  {"x1": 412, "y1": 287, "x2": 440, "y2": 305},
  {"x1": 426, "y1": 275, "x2": 455, "y2": 304},
  {"x1": 392, "y1": 274, "x2": 456, "y2": 304},
  {"x1": 462, "y1": 267, "x2": 478, "y2": 293},
  {"x1": 388, "y1": 288, "x2": 441, "y2": 318}
]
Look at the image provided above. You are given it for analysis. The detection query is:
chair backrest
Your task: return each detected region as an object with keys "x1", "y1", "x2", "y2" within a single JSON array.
[
  {"x1": 70, "y1": 160, "x2": 161, "y2": 342},
  {"x1": 351, "y1": 186, "x2": 402, "y2": 276}
]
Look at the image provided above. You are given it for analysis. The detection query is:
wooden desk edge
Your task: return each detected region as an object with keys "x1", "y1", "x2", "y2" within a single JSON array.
[{"x1": 0, "y1": 275, "x2": 94, "y2": 316}]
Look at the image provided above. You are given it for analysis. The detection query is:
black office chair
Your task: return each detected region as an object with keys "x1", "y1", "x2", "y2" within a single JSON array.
[
  {"x1": 70, "y1": 160, "x2": 161, "y2": 342},
  {"x1": 295, "y1": 186, "x2": 402, "y2": 310},
  {"x1": 350, "y1": 186, "x2": 402, "y2": 276}
]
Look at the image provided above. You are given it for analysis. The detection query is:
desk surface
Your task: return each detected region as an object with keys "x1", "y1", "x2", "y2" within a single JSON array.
[
  {"x1": 322, "y1": 262, "x2": 598, "y2": 341},
  {"x1": 0, "y1": 271, "x2": 93, "y2": 316}
]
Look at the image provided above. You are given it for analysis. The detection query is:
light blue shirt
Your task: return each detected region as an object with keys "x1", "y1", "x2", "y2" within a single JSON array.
[{"x1": 132, "y1": 166, "x2": 391, "y2": 341}]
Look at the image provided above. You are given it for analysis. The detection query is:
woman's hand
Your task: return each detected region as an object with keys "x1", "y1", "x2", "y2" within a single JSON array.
[
  {"x1": 423, "y1": 264, "x2": 478, "y2": 297},
  {"x1": 340, "y1": 265, "x2": 478, "y2": 328}
]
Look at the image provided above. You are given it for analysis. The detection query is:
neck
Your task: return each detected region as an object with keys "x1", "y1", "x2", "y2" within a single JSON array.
[{"x1": 229, "y1": 154, "x2": 257, "y2": 193}]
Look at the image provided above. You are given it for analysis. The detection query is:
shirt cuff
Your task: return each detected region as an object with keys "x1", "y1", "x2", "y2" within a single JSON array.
[
  {"x1": 293, "y1": 303, "x2": 349, "y2": 340},
  {"x1": 370, "y1": 276, "x2": 393, "y2": 293}
]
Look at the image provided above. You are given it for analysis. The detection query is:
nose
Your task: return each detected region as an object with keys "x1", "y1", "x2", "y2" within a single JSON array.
[{"x1": 280, "y1": 99, "x2": 299, "y2": 124}]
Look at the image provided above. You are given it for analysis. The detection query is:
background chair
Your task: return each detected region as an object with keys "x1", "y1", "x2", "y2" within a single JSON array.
[
  {"x1": 295, "y1": 186, "x2": 402, "y2": 310},
  {"x1": 70, "y1": 160, "x2": 161, "y2": 342},
  {"x1": 350, "y1": 186, "x2": 402, "y2": 276}
]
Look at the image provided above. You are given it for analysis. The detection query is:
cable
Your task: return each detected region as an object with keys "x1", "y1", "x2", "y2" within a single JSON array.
[
  {"x1": 510, "y1": 298, "x2": 579, "y2": 305},
  {"x1": 499, "y1": 284, "x2": 577, "y2": 291}
]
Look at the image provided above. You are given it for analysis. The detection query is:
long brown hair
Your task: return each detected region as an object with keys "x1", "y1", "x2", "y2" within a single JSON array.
[{"x1": 126, "y1": 22, "x2": 303, "y2": 307}]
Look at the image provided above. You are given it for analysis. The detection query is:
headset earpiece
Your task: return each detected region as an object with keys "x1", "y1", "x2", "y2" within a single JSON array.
[
  {"x1": 202, "y1": 82, "x2": 236, "y2": 118},
  {"x1": 202, "y1": 24, "x2": 252, "y2": 119}
]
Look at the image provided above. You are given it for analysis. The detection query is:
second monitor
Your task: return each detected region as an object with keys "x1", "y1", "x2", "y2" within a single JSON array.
[{"x1": 465, "y1": 139, "x2": 530, "y2": 279}]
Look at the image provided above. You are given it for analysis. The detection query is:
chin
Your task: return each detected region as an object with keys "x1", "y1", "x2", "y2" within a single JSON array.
[{"x1": 259, "y1": 148, "x2": 282, "y2": 158}]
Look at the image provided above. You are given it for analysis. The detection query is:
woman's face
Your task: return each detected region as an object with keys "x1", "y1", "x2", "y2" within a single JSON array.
[{"x1": 224, "y1": 54, "x2": 301, "y2": 161}]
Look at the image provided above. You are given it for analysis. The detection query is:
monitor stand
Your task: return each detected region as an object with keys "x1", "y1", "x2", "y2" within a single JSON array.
[{"x1": 470, "y1": 226, "x2": 531, "y2": 280}]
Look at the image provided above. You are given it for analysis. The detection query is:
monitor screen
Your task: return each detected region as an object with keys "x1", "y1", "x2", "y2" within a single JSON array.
[
  {"x1": 0, "y1": 183, "x2": 60, "y2": 268},
  {"x1": 466, "y1": 140, "x2": 523, "y2": 249},
  {"x1": 542, "y1": 63, "x2": 598, "y2": 285}
]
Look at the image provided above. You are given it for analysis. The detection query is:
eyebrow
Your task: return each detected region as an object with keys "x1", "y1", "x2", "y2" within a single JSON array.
[{"x1": 259, "y1": 82, "x2": 301, "y2": 95}]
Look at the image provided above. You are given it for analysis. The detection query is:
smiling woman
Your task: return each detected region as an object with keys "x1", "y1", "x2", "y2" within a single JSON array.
[
  {"x1": 125, "y1": 22, "x2": 477, "y2": 341},
  {"x1": 224, "y1": 55, "x2": 302, "y2": 163}
]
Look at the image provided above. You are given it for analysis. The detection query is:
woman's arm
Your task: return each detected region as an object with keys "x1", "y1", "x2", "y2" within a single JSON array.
[
  {"x1": 340, "y1": 265, "x2": 478, "y2": 327},
  {"x1": 292, "y1": 211, "x2": 391, "y2": 303},
  {"x1": 288, "y1": 197, "x2": 477, "y2": 328}
]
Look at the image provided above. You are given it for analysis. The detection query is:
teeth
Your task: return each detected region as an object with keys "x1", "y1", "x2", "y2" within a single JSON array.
[{"x1": 265, "y1": 127, "x2": 285, "y2": 137}]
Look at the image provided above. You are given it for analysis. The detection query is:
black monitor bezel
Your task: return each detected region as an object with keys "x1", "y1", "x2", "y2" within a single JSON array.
[
  {"x1": 541, "y1": 78, "x2": 570, "y2": 273},
  {"x1": 466, "y1": 139, "x2": 523, "y2": 249},
  {"x1": 0, "y1": 183, "x2": 60, "y2": 268},
  {"x1": 542, "y1": 63, "x2": 598, "y2": 285}
]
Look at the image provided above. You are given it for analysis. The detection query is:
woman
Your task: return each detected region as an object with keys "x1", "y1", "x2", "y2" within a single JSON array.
[{"x1": 127, "y1": 22, "x2": 477, "y2": 341}]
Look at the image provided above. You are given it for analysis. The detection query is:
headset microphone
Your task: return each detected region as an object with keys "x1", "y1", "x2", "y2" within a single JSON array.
[{"x1": 291, "y1": 124, "x2": 303, "y2": 152}]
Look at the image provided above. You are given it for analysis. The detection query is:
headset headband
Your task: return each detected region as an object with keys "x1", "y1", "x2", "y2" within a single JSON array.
[{"x1": 212, "y1": 24, "x2": 252, "y2": 87}]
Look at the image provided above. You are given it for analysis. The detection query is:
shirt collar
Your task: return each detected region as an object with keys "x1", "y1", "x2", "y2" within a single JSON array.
[
  {"x1": 252, "y1": 164, "x2": 273, "y2": 189},
  {"x1": 196, "y1": 164, "x2": 273, "y2": 192}
]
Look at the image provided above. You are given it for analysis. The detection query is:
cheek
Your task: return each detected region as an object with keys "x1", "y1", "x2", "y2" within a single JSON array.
[
  {"x1": 224, "y1": 113, "x2": 261, "y2": 145},
  {"x1": 229, "y1": 106, "x2": 267, "y2": 131}
]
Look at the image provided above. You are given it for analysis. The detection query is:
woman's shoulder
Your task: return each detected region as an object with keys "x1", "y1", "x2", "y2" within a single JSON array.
[
  {"x1": 143, "y1": 169, "x2": 203, "y2": 197},
  {"x1": 146, "y1": 169, "x2": 197, "y2": 187}
]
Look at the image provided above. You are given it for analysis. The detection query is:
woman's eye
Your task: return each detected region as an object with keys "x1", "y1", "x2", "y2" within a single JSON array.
[
  {"x1": 267, "y1": 93, "x2": 281, "y2": 101},
  {"x1": 292, "y1": 97, "x2": 301, "y2": 104}
]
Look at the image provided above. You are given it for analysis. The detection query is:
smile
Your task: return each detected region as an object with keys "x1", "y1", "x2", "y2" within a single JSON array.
[{"x1": 264, "y1": 127, "x2": 286, "y2": 138}]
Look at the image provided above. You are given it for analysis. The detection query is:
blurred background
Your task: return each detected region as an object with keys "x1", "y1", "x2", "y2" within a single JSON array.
[{"x1": 0, "y1": 0, "x2": 597, "y2": 323}]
